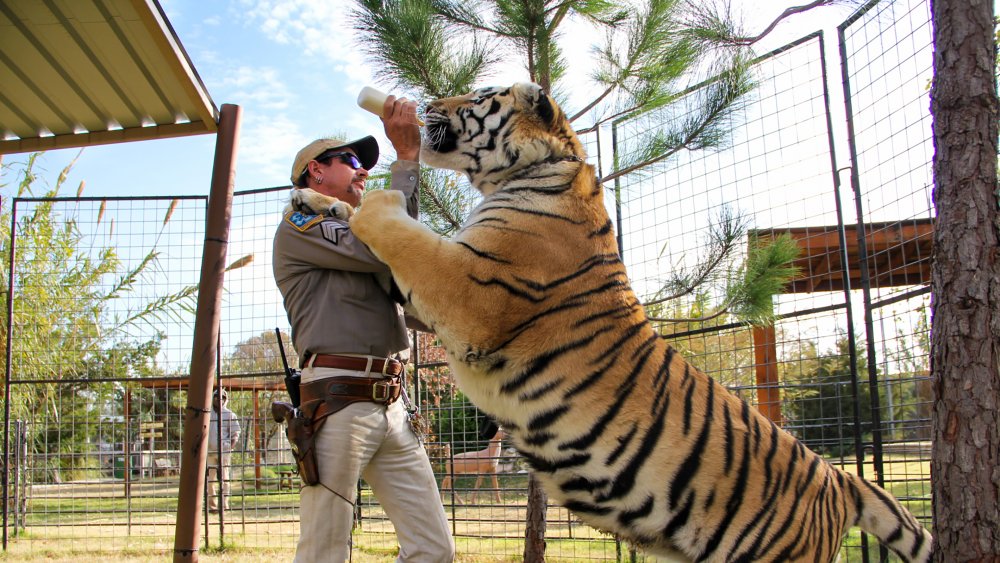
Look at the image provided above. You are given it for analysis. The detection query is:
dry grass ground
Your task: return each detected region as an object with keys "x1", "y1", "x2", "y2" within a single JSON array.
[{"x1": 3, "y1": 456, "x2": 929, "y2": 562}]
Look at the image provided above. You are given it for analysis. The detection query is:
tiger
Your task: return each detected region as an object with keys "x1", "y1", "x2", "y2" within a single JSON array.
[
  {"x1": 349, "y1": 82, "x2": 933, "y2": 562},
  {"x1": 284, "y1": 187, "x2": 354, "y2": 220}
]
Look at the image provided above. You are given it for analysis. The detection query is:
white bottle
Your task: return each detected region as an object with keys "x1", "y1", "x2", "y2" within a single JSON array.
[{"x1": 357, "y1": 86, "x2": 423, "y2": 125}]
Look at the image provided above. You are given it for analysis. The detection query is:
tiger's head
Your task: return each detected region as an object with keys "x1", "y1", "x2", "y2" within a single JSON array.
[{"x1": 421, "y1": 83, "x2": 586, "y2": 193}]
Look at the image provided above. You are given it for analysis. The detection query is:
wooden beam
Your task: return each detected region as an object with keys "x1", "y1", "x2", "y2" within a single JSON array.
[
  {"x1": 0, "y1": 120, "x2": 214, "y2": 155},
  {"x1": 752, "y1": 325, "x2": 783, "y2": 426}
]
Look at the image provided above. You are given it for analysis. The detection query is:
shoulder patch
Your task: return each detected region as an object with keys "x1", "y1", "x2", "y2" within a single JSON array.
[{"x1": 284, "y1": 211, "x2": 323, "y2": 232}]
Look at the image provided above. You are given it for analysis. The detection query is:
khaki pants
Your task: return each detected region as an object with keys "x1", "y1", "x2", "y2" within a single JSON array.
[
  {"x1": 294, "y1": 367, "x2": 454, "y2": 563},
  {"x1": 206, "y1": 452, "x2": 231, "y2": 511}
]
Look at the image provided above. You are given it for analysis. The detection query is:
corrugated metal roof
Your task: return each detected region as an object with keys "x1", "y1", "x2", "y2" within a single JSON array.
[{"x1": 0, "y1": 0, "x2": 218, "y2": 155}]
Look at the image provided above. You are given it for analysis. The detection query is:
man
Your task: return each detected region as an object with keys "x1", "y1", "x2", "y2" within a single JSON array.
[
  {"x1": 207, "y1": 388, "x2": 241, "y2": 513},
  {"x1": 272, "y1": 95, "x2": 454, "y2": 562}
]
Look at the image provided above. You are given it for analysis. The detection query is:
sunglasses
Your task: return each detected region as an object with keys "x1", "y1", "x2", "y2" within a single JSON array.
[{"x1": 315, "y1": 150, "x2": 363, "y2": 170}]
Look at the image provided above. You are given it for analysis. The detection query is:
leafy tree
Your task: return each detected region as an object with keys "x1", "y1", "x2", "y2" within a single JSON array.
[
  {"x1": 411, "y1": 332, "x2": 490, "y2": 451},
  {"x1": 878, "y1": 303, "x2": 933, "y2": 442},
  {"x1": 0, "y1": 154, "x2": 199, "y2": 482},
  {"x1": 223, "y1": 328, "x2": 297, "y2": 377},
  {"x1": 781, "y1": 335, "x2": 874, "y2": 457},
  {"x1": 219, "y1": 329, "x2": 301, "y2": 465}
]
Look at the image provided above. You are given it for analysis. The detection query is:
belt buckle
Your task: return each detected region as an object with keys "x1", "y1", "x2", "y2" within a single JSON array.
[{"x1": 372, "y1": 381, "x2": 391, "y2": 402}]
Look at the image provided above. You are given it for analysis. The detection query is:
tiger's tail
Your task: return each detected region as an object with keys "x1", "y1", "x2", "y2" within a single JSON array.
[{"x1": 849, "y1": 472, "x2": 933, "y2": 562}]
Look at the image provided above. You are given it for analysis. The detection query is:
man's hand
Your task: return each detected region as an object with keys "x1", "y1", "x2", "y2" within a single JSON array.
[{"x1": 382, "y1": 95, "x2": 421, "y2": 162}]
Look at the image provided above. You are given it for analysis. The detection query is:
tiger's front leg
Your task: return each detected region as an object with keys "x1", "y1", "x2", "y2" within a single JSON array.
[
  {"x1": 351, "y1": 190, "x2": 492, "y2": 347},
  {"x1": 351, "y1": 190, "x2": 423, "y2": 263}
]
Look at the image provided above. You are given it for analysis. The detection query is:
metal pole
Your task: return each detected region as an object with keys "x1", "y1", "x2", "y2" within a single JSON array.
[
  {"x1": 253, "y1": 390, "x2": 261, "y2": 488},
  {"x1": 3, "y1": 202, "x2": 17, "y2": 551},
  {"x1": 125, "y1": 388, "x2": 132, "y2": 534},
  {"x1": 173, "y1": 103, "x2": 241, "y2": 563},
  {"x1": 214, "y1": 341, "x2": 224, "y2": 542},
  {"x1": 837, "y1": 13, "x2": 881, "y2": 560},
  {"x1": 611, "y1": 122, "x2": 624, "y2": 259}
]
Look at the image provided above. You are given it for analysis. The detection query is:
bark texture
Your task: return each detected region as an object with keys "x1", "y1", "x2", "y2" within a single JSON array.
[
  {"x1": 929, "y1": 0, "x2": 1000, "y2": 560},
  {"x1": 523, "y1": 475, "x2": 548, "y2": 562}
]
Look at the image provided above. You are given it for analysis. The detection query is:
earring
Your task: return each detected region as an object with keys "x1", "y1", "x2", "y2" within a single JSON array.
[{"x1": 314, "y1": 175, "x2": 323, "y2": 184}]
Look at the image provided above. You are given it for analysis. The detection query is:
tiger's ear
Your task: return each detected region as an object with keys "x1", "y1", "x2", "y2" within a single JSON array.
[
  {"x1": 534, "y1": 89, "x2": 556, "y2": 127},
  {"x1": 514, "y1": 82, "x2": 558, "y2": 127}
]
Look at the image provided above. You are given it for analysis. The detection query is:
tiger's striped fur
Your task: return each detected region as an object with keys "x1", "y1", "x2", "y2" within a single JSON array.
[{"x1": 350, "y1": 82, "x2": 933, "y2": 562}]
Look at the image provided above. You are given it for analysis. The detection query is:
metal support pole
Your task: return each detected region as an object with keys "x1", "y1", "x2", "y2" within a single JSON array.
[
  {"x1": 837, "y1": 17, "x2": 878, "y2": 561},
  {"x1": 173, "y1": 103, "x2": 241, "y2": 563},
  {"x1": 2, "y1": 203, "x2": 18, "y2": 551}
]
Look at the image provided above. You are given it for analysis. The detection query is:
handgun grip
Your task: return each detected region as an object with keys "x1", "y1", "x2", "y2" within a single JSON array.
[{"x1": 271, "y1": 401, "x2": 295, "y2": 423}]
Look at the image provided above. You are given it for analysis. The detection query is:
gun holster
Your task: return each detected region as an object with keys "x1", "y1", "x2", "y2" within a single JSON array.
[{"x1": 271, "y1": 400, "x2": 327, "y2": 486}]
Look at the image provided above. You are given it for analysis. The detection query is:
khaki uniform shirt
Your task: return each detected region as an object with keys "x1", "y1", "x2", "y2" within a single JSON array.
[
  {"x1": 272, "y1": 160, "x2": 419, "y2": 362},
  {"x1": 208, "y1": 406, "x2": 241, "y2": 452}
]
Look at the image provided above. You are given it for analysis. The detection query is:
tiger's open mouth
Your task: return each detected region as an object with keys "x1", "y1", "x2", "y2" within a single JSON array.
[{"x1": 423, "y1": 113, "x2": 458, "y2": 154}]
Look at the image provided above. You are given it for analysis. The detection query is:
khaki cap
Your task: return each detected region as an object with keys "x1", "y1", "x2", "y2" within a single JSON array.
[{"x1": 290, "y1": 136, "x2": 379, "y2": 186}]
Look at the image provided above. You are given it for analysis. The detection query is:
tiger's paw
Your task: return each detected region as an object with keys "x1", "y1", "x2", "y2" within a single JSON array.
[
  {"x1": 351, "y1": 190, "x2": 408, "y2": 243},
  {"x1": 288, "y1": 188, "x2": 355, "y2": 220},
  {"x1": 327, "y1": 200, "x2": 355, "y2": 220}
]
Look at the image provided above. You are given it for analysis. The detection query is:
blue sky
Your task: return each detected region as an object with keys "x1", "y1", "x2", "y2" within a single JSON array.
[{"x1": 1, "y1": 1, "x2": 856, "y2": 199}]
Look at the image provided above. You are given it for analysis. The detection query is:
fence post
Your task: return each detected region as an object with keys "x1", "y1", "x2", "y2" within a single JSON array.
[
  {"x1": 2, "y1": 202, "x2": 15, "y2": 551},
  {"x1": 172, "y1": 103, "x2": 241, "y2": 563}
]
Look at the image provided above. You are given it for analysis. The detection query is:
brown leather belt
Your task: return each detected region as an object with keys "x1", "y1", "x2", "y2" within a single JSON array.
[
  {"x1": 300, "y1": 376, "x2": 402, "y2": 405},
  {"x1": 304, "y1": 353, "x2": 403, "y2": 376},
  {"x1": 298, "y1": 375, "x2": 402, "y2": 428}
]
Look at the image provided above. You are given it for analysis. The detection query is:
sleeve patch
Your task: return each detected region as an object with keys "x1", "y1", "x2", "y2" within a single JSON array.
[
  {"x1": 321, "y1": 222, "x2": 349, "y2": 245},
  {"x1": 285, "y1": 211, "x2": 323, "y2": 232}
]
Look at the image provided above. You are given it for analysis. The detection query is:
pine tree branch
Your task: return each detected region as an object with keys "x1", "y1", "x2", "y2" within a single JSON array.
[
  {"x1": 432, "y1": 1, "x2": 519, "y2": 38},
  {"x1": 599, "y1": 61, "x2": 749, "y2": 184},
  {"x1": 727, "y1": 1, "x2": 834, "y2": 46},
  {"x1": 645, "y1": 208, "x2": 745, "y2": 307},
  {"x1": 575, "y1": 101, "x2": 648, "y2": 133},
  {"x1": 581, "y1": 4, "x2": 668, "y2": 124},
  {"x1": 570, "y1": 83, "x2": 618, "y2": 122},
  {"x1": 545, "y1": 2, "x2": 573, "y2": 30},
  {"x1": 647, "y1": 305, "x2": 731, "y2": 324},
  {"x1": 422, "y1": 179, "x2": 464, "y2": 232},
  {"x1": 644, "y1": 247, "x2": 730, "y2": 307},
  {"x1": 600, "y1": 139, "x2": 685, "y2": 184}
]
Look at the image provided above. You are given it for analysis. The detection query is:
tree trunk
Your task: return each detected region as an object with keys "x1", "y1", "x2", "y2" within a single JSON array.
[
  {"x1": 523, "y1": 474, "x2": 547, "y2": 562},
  {"x1": 929, "y1": 0, "x2": 1000, "y2": 560}
]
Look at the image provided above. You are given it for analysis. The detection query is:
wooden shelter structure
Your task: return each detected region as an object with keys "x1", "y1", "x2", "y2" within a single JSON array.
[
  {"x1": 0, "y1": 0, "x2": 218, "y2": 153},
  {"x1": 750, "y1": 219, "x2": 933, "y2": 424}
]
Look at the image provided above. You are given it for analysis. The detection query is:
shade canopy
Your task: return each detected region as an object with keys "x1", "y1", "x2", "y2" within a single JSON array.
[{"x1": 0, "y1": 0, "x2": 218, "y2": 155}]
